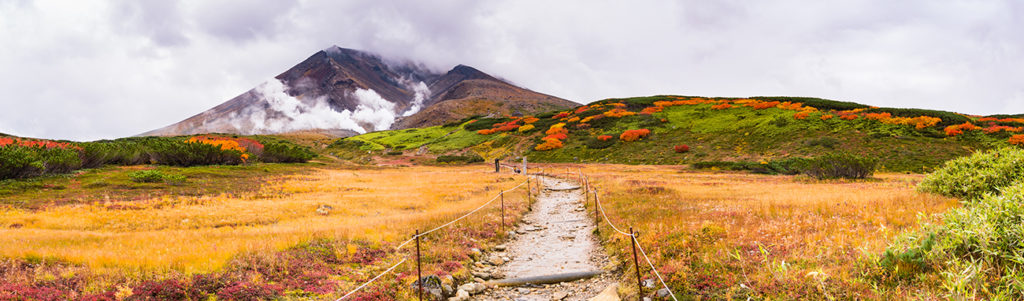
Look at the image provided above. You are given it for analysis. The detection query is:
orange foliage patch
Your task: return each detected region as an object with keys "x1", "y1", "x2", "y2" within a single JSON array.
[
  {"x1": 1010, "y1": 135, "x2": 1024, "y2": 146},
  {"x1": 746, "y1": 101, "x2": 780, "y2": 110},
  {"x1": 603, "y1": 108, "x2": 636, "y2": 118},
  {"x1": 793, "y1": 112, "x2": 809, "y2": 120},
  {"x1": 821, "y1": 114, "x2": 834, "y2": 120},
  {"x1": 640, "y1": 106, "x2": 663, "y2": 115},
  {"x1": 710, "y1": 103, "x2": 733, "y2": 110},
  {"x1": 619, "y1": 129, "x2": 651, "y2": 142},
  {"x1": 522, "y1": 117, "x2": 540, "y2": 124},
  {"x1": 944, "y1": 122, "x2": 981, "y2": 136},
  {"x1": 552, "y1": 112, "x2": 570, "y2": 119},
  {"x1": 0, "y1": 138, "x2": 81, "y2": 150},
  {"x1": 597, "y1": 135, "x2": 613, "y2": 141}
]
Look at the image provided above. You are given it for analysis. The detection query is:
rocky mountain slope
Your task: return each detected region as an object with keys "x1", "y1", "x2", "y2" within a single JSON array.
[{"x1": 142, "y1": 46, "x2": 575, "y2": 137}]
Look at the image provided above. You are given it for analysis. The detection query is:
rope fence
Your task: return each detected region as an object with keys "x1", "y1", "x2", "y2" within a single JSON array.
[
  {"x1": 336, "y1": 169, "x2": 534, "y2": 300},
  {"x1": 334, "y1": 164, "x2": 678, "y2": 300}
]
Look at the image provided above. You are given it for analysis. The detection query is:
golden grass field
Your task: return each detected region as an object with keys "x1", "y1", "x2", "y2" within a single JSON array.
[
  {"x1": 1, "y1": 163, "x2": 959, "y2": 299},
  {"x1": 572, "y1": 164, "x2": 958, "y2": 299},
  {"x1": 0, "y1": 165, "x2": 529, "y2": 278}
]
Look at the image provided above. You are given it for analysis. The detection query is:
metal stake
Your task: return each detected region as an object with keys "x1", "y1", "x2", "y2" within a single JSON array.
[
  {"x1": 631, "y1": 227, "x2": 643, "y2": 299},
  {"x1": 415, "y1": 230, "x2": 422, "y2": 301}
]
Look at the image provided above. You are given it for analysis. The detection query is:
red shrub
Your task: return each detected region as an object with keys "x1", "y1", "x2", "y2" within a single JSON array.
[
  {"x1": 552, "y1": 112, "x2": 570, "y2": 119},
  {"x1": 216, "y1": 282, "x2": 283, "y2": 301},
  {"x1": 130, "y1": 279, "x2": 187, "y2": 300},
  {"x1": 674, "y1": 145, "x2": 690, "y2": 153},
  {"x1": 597, "y1": 135, "x2": 613, "y2": 141}
]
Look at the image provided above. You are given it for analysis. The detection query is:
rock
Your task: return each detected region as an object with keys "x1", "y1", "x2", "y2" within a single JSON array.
[
  {"x1": 315, "y1": 204, "x2": 332, "y2": 215},
  {"x1": 449, "y1": 289, "x2": 470, "y2": 301},
  {"x1": 458, "y1": 282, "x2": 487, "y2": 295},
  {"x1": 656, "y1": 288, "x2": 671, "y2": 298},
  {"x1": 471, "y1": 271, "x2": 491, "y2": 280},
  {"x1": 516, "y1": 228, "x2": 528, "y2": 234},
  {"x1": 495, "y1": 244, "x2": 507, "y2": 251},
  {"x1": 642, "y1": 279, "x2": 655, "y2": 288},
  {"x1": 411, "y1": 275, "x2": 444, "y2": 298},
  {"x1": 552, "y1": 291, "x2": 569, "y2": 300},
  {"x1": 442, "y1": 284, "x2": 453, "y2": 297},
  {"x1": 428, "y1": 288, "x2": 444, "y2": 300},
  {"x1": 588, "y1": 283, "x2": 619, "y2": 301},
  {"x1": 517, "y1": 288, "x2": 531, "y2": 294},
  {"x1": 488, "y1": 255, "x2": 505, "y2": 266}
]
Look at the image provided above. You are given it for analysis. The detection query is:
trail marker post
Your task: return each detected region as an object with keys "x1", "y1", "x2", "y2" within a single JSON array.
[
  {"x1": 631, "y1": 227, "x2": 643, "y2": 299},
  {"x1": 495, "y1": 159, "x2": 500, "y2": 173},
  {"x1": 500, "y1": 191, "x2": 505, "y2": 234},
  {"x1": 415, "y1": 230, "x2": 422, "y2": 301}
]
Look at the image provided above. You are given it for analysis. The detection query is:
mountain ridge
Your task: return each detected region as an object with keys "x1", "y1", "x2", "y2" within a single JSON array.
[{"x1": 141, "y1": 46, "x2": 576, "y2": 137}]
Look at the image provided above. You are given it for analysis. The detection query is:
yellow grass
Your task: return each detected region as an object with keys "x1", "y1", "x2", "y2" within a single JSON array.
[
  {"x1": 566, "y1": 164, "x2": 958, "y2": 298},
  {"x1": 0, "y1": 165, "x2": 527, "y2": 276}
]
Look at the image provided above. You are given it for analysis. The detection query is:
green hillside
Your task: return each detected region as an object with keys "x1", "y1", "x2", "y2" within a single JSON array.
[{"x1": 329, "y1": 95, "x2": 1022, "y2": 172}]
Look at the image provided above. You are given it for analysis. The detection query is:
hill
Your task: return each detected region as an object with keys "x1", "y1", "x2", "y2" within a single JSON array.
[
  {"x1": 142, "y1": 46, "x2": 575, "y2": 137},
  {"x1": 328, "y1": 95, "x2": 1022, "y2": 172}
]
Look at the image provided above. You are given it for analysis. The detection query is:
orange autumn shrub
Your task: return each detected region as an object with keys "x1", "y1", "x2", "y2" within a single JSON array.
[
  {"x1": 619, "y1": 129, "x2": 650, "y2": 142},
  {"x1": 746, "y1": 101, "x2": 780, "y2": 110},
  {"x1": 567, "y1": 116, "x2": 581, "y2": 123},
  {"x1": 984, "y1": 125, "x2": 1023, "y2": 134},
  {"x1": 640, "y1": 106, "x2": 663, "y2": 115},
  {"x1": 534, "y1": 138, "x2": 563, "y2": 151},
  {"x1": 863, "y1": 112, "x2": 892, "y2": 121},
  {"x1": 545, "y1": 123, "x2": 568, "y2": 136},
  {"x1": 1010, "y1": 135, "x2": 1024, "y2": 145},
  {"x1": 581, "y1": 114, "x2": 604, "y2": 123},
  {"x1": 839, "y1": 114, "x2": 858, "y2": 120},
  {"x1": 544, "y1": 133, "x2": 568, "y2": 140},
  {"x1": 574, "y1": 106, "x2": 590, "y2": 114},
  {"x1": 597, "y1": 135, "x2": 613, "y2": 141},
  {"x1": 793, "y1": 112, "x2": 809, "y2": 120},
  {"x1": 603, "y1": 108, "x2": 635, "y2": 118},
  {"x1": 0, "y1": 138, "x2": 81, "y2": 150},
  {"x1": 609, "y1": 103, "x2": 627, "y2": 108},
  {"x1": 522, "y1": 117, "x2": 540, "y2": 124},
  {"x1": 186, "y1": 135, "x2": 262, "y2": 162},
  {"x1": 944, "y1": 122, "x2": 981, "y2": 136},
  {"x1": 710, "y1": 103, "x2": 733, "y2": 110},
  {"x1": 552, "y1": 112, "x2": 570, "y2": 119},
  {"x1": 821, "y1": 114, "x2": 834, "y2": 120},
  {"x1": 477, "y1": 129, "x2": 496, "y2": 135}
]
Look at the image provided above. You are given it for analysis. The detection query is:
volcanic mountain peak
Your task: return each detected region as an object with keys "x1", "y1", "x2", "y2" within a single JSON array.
[{"x1": 142, "y1": 47, "x2": 576, "y2": 137}]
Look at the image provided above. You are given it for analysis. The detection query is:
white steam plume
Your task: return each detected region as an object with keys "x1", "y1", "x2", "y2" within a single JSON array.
[
  {"x1": 400, "y1": 79, "x2": 431, "y2": 117},
  {"x1": 217, "y1": 78, "x2": 400, "y2": 134}
]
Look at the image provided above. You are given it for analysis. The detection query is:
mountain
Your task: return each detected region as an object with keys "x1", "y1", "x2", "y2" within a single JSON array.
[
  {"x1": 330, "y1": 95, "x2": 1021, "y2": 172},
  {"x1": 142, "y1": 46, "x2": 576, "y2": 137}
]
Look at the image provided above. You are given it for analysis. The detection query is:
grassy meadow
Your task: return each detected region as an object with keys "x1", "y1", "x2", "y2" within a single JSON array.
[
  {"x1": 0, "y1": 164, "x2": 532, "y2": 300},
  {"x1": 571, "y1": 164, "x2": 958, "y2": 299}
]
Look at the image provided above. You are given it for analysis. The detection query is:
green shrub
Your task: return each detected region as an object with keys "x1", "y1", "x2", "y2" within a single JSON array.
[
  {"x1": 918, "y1": 147, "x2": 1024, "y2": 200},
  {"x1": 38, "y1": 147, "x2": 82, "y2": 174},
  {"x1": 882, "y1": 183, "x2": 1024, "y2": 297},
  {"x1": 129, "y1": 170, "x2": 166, "y2": 183},
  {"x1": 801, "y1": 153, "x2": 877, "y2": 179},
  {"x1": 463, "y1": 118, "x2": 510, "y2": 131},
  {"x1": 129, "y1": 170, "x2": 186, "y2": 185},
  {"x1": 435, "y1": 155, "x2": 484, "y2": 164},
  {"x1": 584, "y1": 137, "x2": 616, "y2": 149},
  {"x1": 260, "y1": 142, "x2": 316, "y2": 163},
  {"x1": 148, "y1": 140, "x2": 244, "y2": 167},
  {"x1": 0, "y1": 146, "x2": 43, "y2": 180}
]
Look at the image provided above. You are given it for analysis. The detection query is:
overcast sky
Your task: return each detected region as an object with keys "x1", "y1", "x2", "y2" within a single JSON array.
[{"x1": 1, "y1": 0, "x2": 1021, "y2": 141}]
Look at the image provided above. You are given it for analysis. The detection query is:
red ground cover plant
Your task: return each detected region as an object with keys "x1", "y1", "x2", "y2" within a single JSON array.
[
  {"x1": 552, "y1": 112, "x2": 570, "y2": 119},
  {"x1": 0, "y1": 138, "x2": 81, "y2": 150},
  {"x1": 620, "y1": 129, "x2": 650, "y2": 142},
  {"x1": 597, "y1": 135, "x2": 613, "y2": 141},
  {"x1": 674, "y1": 145, "x2": 690, "y2": 153}
]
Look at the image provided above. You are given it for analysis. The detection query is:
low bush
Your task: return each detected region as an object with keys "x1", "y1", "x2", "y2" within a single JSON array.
[
  {"x1": 881, "y1": 183, "x2": 1024, "y2": 297},
  {"x1": 800, "y1": 153, "x2": 877, "y2": 179},
  {"x1": 864, "y1": 107, "x2": 972, "y2": 127},
  {"x1": 805, "y1": 137, "x2": 839, "y2": 149},
  {"x1": 751, "y1": 96, "x2": 870, "y2": 111},
  {"x1": 918, "y1": 147, "x2": 1024, "y2": 200},
  {"x1": 674, "y1": 145, "x2": 690, "y2": 153},
  {"x1": 463, "y1": 118, "x2": 510, "y2": 131},
  {"x1": 435, "y1": 155, "x2": 484, "y2": 164},
  {"x1": 585, "y1": 137, "x2": 616, "y2": 149},
  {"x1": 128, "y1": 170, "x2": 186, "y2": 185},
  {"x1": 257, "y1": 142, "x2": 315, "y2": 163},
  {"x1": 0, "y1": 146, "x2": 44, "y2": 179}
]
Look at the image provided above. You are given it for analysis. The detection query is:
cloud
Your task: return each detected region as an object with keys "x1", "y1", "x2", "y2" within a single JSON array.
[{"x1": 0, "y1": 0, "x2": 1021, "y2": 141}]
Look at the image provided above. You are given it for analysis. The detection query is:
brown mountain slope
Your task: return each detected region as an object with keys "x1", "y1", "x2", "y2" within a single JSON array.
[
  {"x1": 394, "y1": 78, "x2": 575, "y2": 129},
  {"x1": 141, "y1": 46, "x2": 576, "y2": 137}
]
